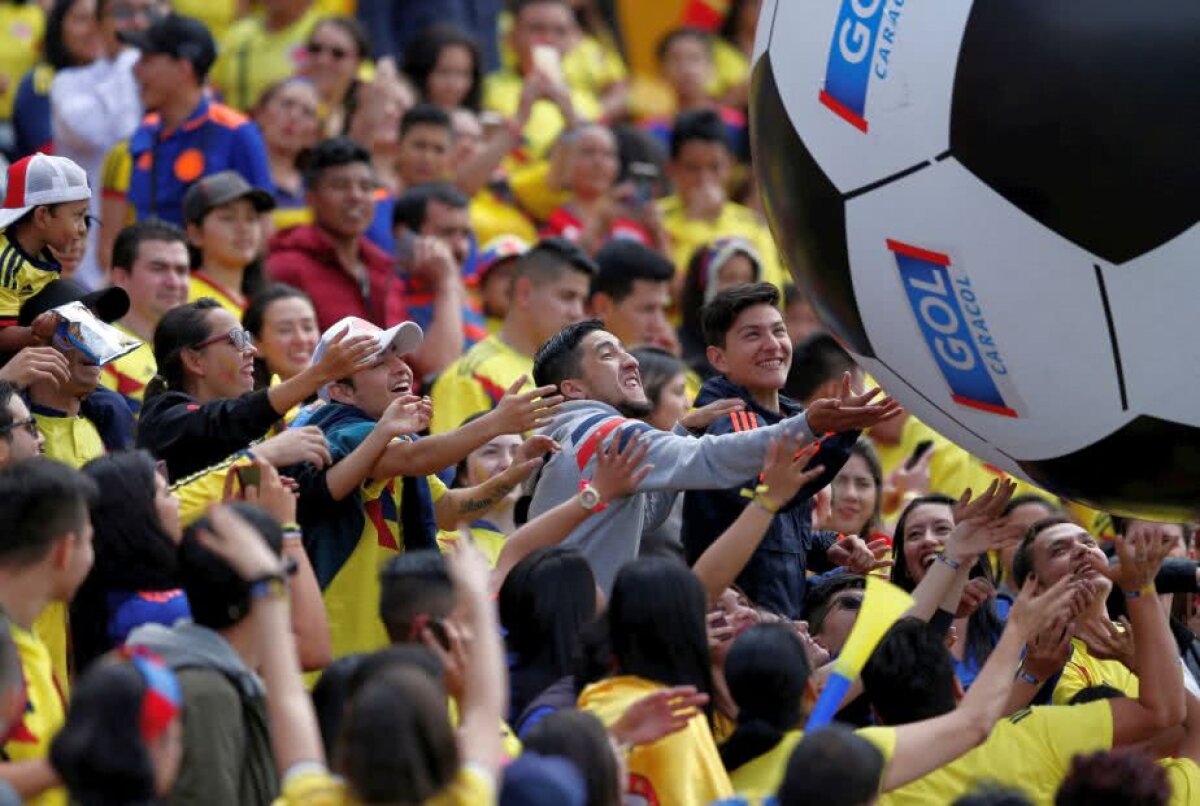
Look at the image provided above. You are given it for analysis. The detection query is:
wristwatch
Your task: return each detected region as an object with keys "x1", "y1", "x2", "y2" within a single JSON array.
[{"x1": 577, "y1": 483, "x2": 605, "y2": 513}]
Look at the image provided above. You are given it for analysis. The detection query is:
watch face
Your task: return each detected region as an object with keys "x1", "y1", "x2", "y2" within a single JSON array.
[{"x1": 580, "y1": 486, "x2": 601, "y2": 510}]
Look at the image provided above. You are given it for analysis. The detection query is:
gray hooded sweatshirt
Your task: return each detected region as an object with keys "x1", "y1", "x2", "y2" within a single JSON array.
[
  {"x1": 127, "y1": 622, "x2": 277, "y2": 806},
  {"x1": 529, "y1": 399, "x2": 813, "y2": 592}
]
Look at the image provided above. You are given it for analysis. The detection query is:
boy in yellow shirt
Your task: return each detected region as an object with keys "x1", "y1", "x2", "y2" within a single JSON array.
[{"x1": 0, "y1": 154, "x2": 91, "y2": 355}]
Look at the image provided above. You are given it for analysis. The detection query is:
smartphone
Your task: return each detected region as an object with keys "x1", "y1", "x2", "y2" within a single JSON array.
[
  {"x1": 531, "y1": 43, "x2": 563, "y2": 84},
  {"x1": 629, "y1": 161, "x2": 660, "y2": 209},
  {"x1": 234, "y1": 465, "x2": 261, "y2": 490},
  {"x1": 904, "y1": 439, "x2": 934, "y2": 470}
]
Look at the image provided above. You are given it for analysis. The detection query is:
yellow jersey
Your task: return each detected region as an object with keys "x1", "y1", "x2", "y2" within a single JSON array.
[
  {"x1": 99, "y1": 323, "x2": 155, "y2": 412},
  {"x1": 871, "y1": 415, "x2": 1042, "y2": 517},
  {"x1": 580, "y1": 675, "x2": 733, "y2": 806},
  {"x1": 0, "y1": 4, "x2": 43, "y2": 120},
  {"x1": 212, "y1": 6, "x2": 324, "y2": 112},
  {"x1": 31, "y1": 404, "x2": 104, "y2": 692},
  {"x1": 657, "y1": 195, "x2": 788, "y2": 293},
  {"x1": 507, "y1": 159, "x2": 570, "y2": 223},
  {"x1": 429, "y1": 335, "x2": 533, "y2": 434},
  {"x1": 469, "y1": 189, "x2": 537, "y2": 249},
  {"x1": 5, "y1": 622, "x2": 67, "y2": 806},
  {"x1": 482, "y1": 69, "x2": 602, "y2": 159},
  {"x1": 878, "y1": 701, "x2": 1113, "y2": 806},
  {"x1": 273, "y1": 762, "x2": 494, "y2": 806},
  {"x1": 437, "y1": 521, "x2": 507, "y2": 569},
  {"x1": 0, "y1": 231, "x2": 60, "y2": 327},
  {"x1": 1051, "y1": 637, "x2": 1139, "y2": 705},
  {"x1": 324, "y1": 473, "x2": 449, "y2": 661},
  {"x1": 188, "y1": 270, "x2": 245, "y2": 316},
  {"x1": 708, "y1": 37, "x2": 750, "y2": 101},
  {"x1": 563, "y1": 34, "x2": 628, "y2": 100},
  {"x1": 729, "y1": 727, "x2": 896, "y2": 799},
  {"x1": 171, "y1": 0, "x2": 239, "y2": 39},
  {"x1": 1162, "y1": 757, "x2": 1200, "y2": 806}
]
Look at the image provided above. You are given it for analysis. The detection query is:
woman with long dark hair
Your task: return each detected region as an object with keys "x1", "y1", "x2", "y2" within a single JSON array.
[
  {"x1": 402, "y1": 24, "x2": 483, "y2": 112},
  {"x1": 136, "y1": 299, "x2": 372, "y2": 482},
  {"x1": 827, "y1": 437, "x2": 887, "y2": 545},
  {"x1": 300, "y1": 17, "x2": 373, "y2": 139},
  {"x1": 500, "y1": 546, "x2": 597, "y2": 731},
  {"x1": 578, "y1": 557, "x2": 733, "y2": 803},
  {"x1": 720, "y1": 623, "x2": 810, "y2": 796},
  {"x1": 891, "y1": 494, "x2": 1007, "y2": 688},
  {"x1": 243, "y1": 284, "x2": 322, "y2": 391},
  {"x1": 73, "y1": 451, "x2": 187, "y2": 671}
]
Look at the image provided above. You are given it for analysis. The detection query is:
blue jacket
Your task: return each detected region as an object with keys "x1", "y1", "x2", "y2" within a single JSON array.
[{"x1": 680, "y1": 376, "x2": 856, "y2": 619}]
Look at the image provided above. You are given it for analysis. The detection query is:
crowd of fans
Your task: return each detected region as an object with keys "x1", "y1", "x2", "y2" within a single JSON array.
[{"x1": 0, "y1": 0, "x2": 1196, "y2": 804}]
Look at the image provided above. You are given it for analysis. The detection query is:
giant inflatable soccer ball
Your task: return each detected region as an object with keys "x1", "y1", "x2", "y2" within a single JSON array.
[{"x1": 750, "y1": 0, "x2": 1200, "y2": 520}]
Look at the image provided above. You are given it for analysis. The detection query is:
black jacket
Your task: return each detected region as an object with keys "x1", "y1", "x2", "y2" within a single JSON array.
[
  {"x1": 680, "y1": 376, "x2": 856, "y2": 619},
  {"x1": 136, "y1": 388, "x2": 279, "y2": 482}
]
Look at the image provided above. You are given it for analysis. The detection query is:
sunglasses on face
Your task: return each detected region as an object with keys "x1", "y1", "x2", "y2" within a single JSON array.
[
  {"x1": 191, "y1": 328, "x2": 254, "y2": 352},
  {"x1": 0, "y1": 417, "x2": 38, "y2": 439},
  {"x1": 307, "y1": 42, "x2": 351, "y2": 61}
]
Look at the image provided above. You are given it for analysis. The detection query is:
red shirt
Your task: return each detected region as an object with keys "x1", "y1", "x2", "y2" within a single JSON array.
[{"x1": 266, "y1": 224, "x2": 408, "y2": 331}]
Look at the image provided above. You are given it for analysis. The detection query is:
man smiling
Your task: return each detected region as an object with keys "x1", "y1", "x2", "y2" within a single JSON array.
[
  {"x1": 529, "y1": 314, "x2": 900, "y2": 592},
  {"x1": 681, "y1": 283, "x2": 888, "y2": 618}
]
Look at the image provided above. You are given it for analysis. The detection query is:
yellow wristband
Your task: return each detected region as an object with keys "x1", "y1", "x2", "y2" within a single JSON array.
[
  {"x1": 1124, "y1": 583, "x2": 1156, "y2": 600},
  {"x1": 753, "y1": 484, "x2": 781, "y2": 515}
]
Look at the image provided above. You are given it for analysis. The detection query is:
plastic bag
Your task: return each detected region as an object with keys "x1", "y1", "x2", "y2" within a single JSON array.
[{"x1": 51, "y1": 301, "x2": 140, "y2": 367}]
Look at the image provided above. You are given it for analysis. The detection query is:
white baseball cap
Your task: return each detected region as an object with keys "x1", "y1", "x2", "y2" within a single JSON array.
[
  {"x1": 0, "y1": 153, "x2": 91, "y2": 231},
  {"x1": 312, "y1": 316, "x2": 424, "y2": 400}
]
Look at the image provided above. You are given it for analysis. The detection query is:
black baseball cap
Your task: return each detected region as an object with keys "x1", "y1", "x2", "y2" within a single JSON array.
[
  {"x1": 18, "y1": 279, "x2": 130, "y2": 326},
  {"x1": 182, "y1": 171, "x2": 276, "y2": 226},
  {"x1": 119, "y1": 14, "x2": 217, "y2": 81}
]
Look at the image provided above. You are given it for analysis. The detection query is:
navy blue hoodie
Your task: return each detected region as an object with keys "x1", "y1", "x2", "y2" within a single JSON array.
[{"x1": 680, "y1": 376, "x2": 856, "y2": 619}]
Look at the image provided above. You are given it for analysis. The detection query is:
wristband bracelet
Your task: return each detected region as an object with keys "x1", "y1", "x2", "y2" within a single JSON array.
[
  {"x1": 280, "y1": 523, "x2": 302, "y2": 542},
  {"x1": 1018, "y1": 670, "x2": 1041, "y2": 686},
  {"x1": 248, "y1": 573, "x2": 288, "y2": 602},
  {"x1": 1124, "y1": 583, "x2": 1155, "y2": 600},
  {"x1": 935, "y1": 553, "x2": 962, "y2": 571},
  {"x1": 752, "y1": 484, "x2": 781, "y2": 515}
]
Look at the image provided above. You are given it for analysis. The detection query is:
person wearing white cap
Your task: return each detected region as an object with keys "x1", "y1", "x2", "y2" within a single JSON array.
[
  {"x1": 0, "y1": 153, "x2": 92, "y2": 356},
  {"x1": 292, "y1": 315, "x2": 563, "y2": 661}
]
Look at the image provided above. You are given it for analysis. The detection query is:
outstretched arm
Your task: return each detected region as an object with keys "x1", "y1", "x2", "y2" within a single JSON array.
[
  {"x1": 880, "y1": 576, "x2": 1083, "y2": 791},
  {"x1": 371, "y1": 378, "x2": 561, "y2": 479},
  {"x1": 692, "y1": 436, "x2": 825, "y2": 604}
]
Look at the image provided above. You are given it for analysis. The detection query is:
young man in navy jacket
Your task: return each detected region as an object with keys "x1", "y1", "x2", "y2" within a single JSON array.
[{"x1": 681, "y1": 283, "x2": 888, "y2": 618}]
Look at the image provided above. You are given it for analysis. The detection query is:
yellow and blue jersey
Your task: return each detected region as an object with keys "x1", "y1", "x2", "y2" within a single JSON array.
[
  {"x1": 0, "y1": 231, "x2": 60, "y2": 328},
  {"x1": 429, "y1": 334, "x2": 533, "y2": 434},
  {"x1": 300, "y1": 402, "x2": 447, "y2": 660},
  {"x1": 99, "y1": 323, "x2": 155, "y2": 413},
  {"x1": 5, "y1": 622, "x2": 67, "y2": 806},
  {"x1": 126, "y1": 97, "x2": 274, "y2": 227}
]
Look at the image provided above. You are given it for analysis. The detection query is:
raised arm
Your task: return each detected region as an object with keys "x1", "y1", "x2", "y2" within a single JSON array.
[
  {"x1": 692, "y1": 435, "x2": 826, "y2": 604},
  {"x1": 371, "y1": 378, "x2": 561, "y2": 479},
  {"x1": 266, "y1": 330, "x2": 377, "y2": 417},
  {"x1": 881, "y1": 575, "x2": 1083, "y2": 791},
  {"x1": 432, "y1": 437, "x2": 555, "y2": 530},
  {"x1": 195, "y1": 507, "x2": 326, "y2": 774},
  {"x1": 1107, "y1": 525, "x2": 1187, "y2": 745},
  {"x1": 323, "y1": 396, "x2": 431, "y2": 501},
  {"x1": 492, "y1": 432, "x2": 650, "y2": 589}
]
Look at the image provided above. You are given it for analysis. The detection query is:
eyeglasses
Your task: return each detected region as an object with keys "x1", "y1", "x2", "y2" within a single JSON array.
[
  {"x1": 191, "y1": 328, "x2": 254, "y2": 352},
  {"x1": 0, "y1": 418, "x2": 39, "y2": 439},
  {"x1": 307, "y1": 42, "x2": 351, "y2": 61}
]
